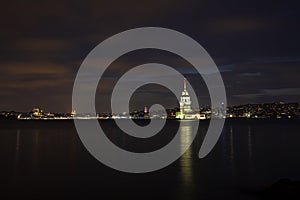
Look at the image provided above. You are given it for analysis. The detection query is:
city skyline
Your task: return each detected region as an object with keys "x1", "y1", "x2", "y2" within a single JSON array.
[
  {"x1": 1, "y1": 1, "x2": 300, "y2": 199},
  {"x1": 1, "y1": 101, "x2": 299, "y2": 121}
]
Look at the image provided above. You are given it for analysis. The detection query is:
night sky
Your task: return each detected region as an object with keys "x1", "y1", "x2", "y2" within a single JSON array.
[{"x1": 0, "y1": 0, "x2": 299, "y2": 112}]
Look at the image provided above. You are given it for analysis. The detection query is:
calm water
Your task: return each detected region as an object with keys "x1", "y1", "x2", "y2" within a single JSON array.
[{"x1": 1, "y1": 119, "x2": 300, "y2": 199}]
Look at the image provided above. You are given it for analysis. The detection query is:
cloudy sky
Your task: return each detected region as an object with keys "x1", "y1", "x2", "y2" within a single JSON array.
[{"x1": 0, "y1": 0, "x2": 299, "y2": 112}]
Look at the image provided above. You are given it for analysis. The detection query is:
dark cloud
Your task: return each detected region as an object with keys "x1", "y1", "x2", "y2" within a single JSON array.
[
  {"x1": 233, "y1": 88, "x2": 300, "y2": 101},
  {"x1": 0, "y1": 61, "x2": 69, "y2": 75},
  {"x1": 238, "y1": 72, "x2": 262, "y2": 77},
  {"x1": 0, "y1": 0, "x2": 299, "y2": 112},
  {"x1": 8, "y1": 38, "x2": 73, "y2": 53}
]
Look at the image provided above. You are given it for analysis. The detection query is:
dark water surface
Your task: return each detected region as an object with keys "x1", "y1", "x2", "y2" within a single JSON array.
[{"x1": 1, "y1": 119, "x2": 300, "y2": 200}]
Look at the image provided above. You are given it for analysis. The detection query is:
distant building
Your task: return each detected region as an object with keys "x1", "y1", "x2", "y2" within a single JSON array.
[
  {"x1": 32, "y1": 108, "x2": 44, "y2": 117},
  {"x1": 144, "y1": 106, "x2": 148, "y2": 114},
  {"x1": 70, "y1": 110, "x2": 76, "y2": 116},
  {"x1": 143, "y1": 106, "x2": 150, "y2": 119}
]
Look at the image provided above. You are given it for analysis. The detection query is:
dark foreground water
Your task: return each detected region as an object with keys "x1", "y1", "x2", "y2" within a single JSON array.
[{"x1": 0, "y1": 119, "x2": 300, "y2": 200}]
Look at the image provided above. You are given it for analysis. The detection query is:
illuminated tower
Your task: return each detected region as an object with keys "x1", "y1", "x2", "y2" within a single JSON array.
[
  {"x1": 179, "y1": 78, "x2": 192, "y2": 114},
  {"x1": 143, "y1": 106, "x2": 149, "y2": 119},
  {"x1": 144, "y1": 106, "x2": 148, "y2": 114}
]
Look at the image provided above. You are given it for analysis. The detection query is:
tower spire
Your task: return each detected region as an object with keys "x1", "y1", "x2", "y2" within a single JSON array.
[{"x1": 183, "y1": 78, "x2": 187, "y2": 91}]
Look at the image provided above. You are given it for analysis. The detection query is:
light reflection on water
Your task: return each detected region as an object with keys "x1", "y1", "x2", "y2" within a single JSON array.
[
  {"x1": 248, "y1": 125, "x2": 253, "y2": 172},
  {"x1": 179, "y1": 121, "x2": 194, "y2": 193},
  {"x1": 229, "y1": 125, "x2": 235, "y2": 176},
  {"x1": 12, "y1": 129, "x2": 21, "y2": 181},
  {"x1": 2, "y1": 119, "x2": 300, "y2": 200},
  {"x1": 32, "y1": 129, "x2": 40, "y2": 172}
]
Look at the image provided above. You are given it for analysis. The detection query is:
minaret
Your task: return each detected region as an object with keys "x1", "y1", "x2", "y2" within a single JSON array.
[{"x1": 144, "y1": 106, "x2": 148, "y2": 113}]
